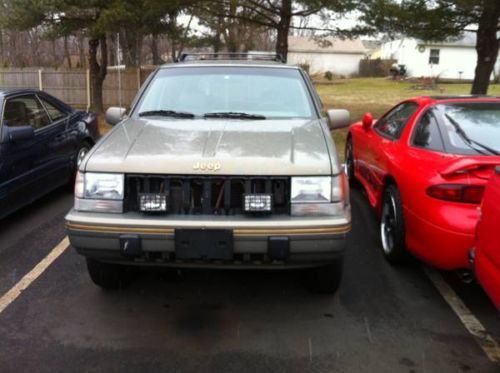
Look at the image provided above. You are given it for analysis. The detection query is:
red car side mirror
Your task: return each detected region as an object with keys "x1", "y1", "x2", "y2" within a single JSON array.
[{"x1": 362, "y1": 112, "x2": 373, "y2": 130}]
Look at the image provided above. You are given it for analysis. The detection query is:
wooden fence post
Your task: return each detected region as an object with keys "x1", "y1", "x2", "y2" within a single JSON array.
[
  {"x1": 86, "y1": 69, "x2": 91, "y2": 112},
  {"x1": 38, "y1": 69, "x2": 43, "y2": 90}
]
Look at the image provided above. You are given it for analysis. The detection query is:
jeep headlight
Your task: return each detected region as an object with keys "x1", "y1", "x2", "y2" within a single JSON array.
[
  {"x1": 291, "y1": 177, "x2": 332, "y2": 203},
  {"x1": 74, "y1": 172, "x2": 124, "y2": 213},
  {"x1": 291, "y1": 176, "x2": 347, "y2": 216}
]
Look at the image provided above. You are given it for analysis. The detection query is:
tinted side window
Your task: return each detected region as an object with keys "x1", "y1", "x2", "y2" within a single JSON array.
[
  {"x1": 412, "y1": 111, "x2": 444, "y2": 151},
  {"x1": 3, "y1": 96, "x2": 51, "y2": 130},
  {"x1": 39, "y1": 97, "x2": 67, "y2": 122},
  {"x1": 375, "y1": 102, "x2": 419, "y2": 140}
]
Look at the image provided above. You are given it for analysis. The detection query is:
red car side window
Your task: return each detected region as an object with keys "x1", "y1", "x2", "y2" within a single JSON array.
[
  {"x1": 375, "y1": 102, "x2": 418, "y2": 140},
  {"x1": 412, "y1": 110, "x2": 445, "y2": 151}
]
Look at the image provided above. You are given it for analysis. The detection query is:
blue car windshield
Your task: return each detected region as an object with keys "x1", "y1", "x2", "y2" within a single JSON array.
[
  {"x1": 438, "y1": 102, "x2": 500, "y2": 155},
  {"x1": 135, "y1": 66, "x2": 316, "y2": 119}
]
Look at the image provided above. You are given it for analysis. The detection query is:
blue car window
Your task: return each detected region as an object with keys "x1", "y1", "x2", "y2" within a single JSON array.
[
  {"x1": 4, "y1": 96, "x2": 51, "y2": 130},
  {"x1": 39, "y1": 97, "x2": 67, "y2": 122}
]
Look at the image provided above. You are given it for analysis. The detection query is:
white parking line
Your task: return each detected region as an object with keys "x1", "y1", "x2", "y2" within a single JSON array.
[
  {"x1": 0, "y1": 237, "x2": 69, "y2": 315},
  {"x1": 424, "y1": 267, "x2": 500, "y2": 363}
]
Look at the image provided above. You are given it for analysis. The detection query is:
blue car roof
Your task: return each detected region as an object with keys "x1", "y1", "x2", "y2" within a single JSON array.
[{"x1": 0, "y1": 88, "x2": 42, "y2": 98}]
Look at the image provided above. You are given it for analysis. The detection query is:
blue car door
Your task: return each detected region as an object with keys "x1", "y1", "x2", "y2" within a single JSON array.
[
  {"x1": 0, "y1": 94, "x2": 48, "y2": 215},
  {"x1": 36, "y1": 94, "x2": 74, "y2": 177},
  {"x1": 0, "y1": 94, "x2": 68, "y2": 216}
]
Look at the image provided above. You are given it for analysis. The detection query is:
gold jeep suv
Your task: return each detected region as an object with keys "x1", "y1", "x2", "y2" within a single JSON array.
[{"x1": 65, "y1": 53, "x2": 351, "y2": 293}]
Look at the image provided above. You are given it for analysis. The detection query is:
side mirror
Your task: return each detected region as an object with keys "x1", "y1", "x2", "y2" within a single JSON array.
[
  {"x1": 105, "y1": 107, "x2": 127, "y2": 126},
  {"x1": 362, "y1": 112, "x2": 374, "y2": 130},
  {"x1": 327, "y1": 109, "x2": 351, "y2": 130},
  {"x1": 8, "y1": 126, "x2": 35, "y2": 142}
]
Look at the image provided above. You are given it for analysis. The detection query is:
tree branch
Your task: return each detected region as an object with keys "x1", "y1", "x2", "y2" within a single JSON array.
[{"x1": 292, "y1": 7, "x2": 322, "y2": 17}]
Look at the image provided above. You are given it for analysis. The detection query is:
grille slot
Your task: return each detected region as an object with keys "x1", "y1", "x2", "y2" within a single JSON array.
[{"x1": 125, "y1": 175, "x2": 291, "y2": 215}]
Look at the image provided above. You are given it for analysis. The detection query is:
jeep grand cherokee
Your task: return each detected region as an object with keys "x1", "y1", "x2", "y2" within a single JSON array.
[{"x1": 65, "y1": 54, "x2": 351, "y2": 293}]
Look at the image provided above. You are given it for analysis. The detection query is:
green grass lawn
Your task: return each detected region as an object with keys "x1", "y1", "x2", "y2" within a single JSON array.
[{"x1": 316, "y1": 77, "x2": 500, "y2": 161}]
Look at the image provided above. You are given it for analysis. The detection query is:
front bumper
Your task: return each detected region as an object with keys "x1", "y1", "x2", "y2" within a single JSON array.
[{"x1": 65, "y1": 209, "x2": 351, "y2": 269}]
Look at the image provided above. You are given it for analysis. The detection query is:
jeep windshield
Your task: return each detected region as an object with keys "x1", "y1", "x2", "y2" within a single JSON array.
[{"x1": 134, "y1": 66, "x2": 316, "y2": 119}]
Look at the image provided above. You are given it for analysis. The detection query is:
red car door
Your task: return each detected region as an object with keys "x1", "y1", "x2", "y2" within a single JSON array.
[{"x1": 365, "y1": 102, "x2": 420, "y2": 209}]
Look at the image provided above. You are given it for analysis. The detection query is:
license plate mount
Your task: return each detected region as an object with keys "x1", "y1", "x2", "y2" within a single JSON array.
[{"x1": 175, "y1": 229, "x2": 233, "y2": 260}]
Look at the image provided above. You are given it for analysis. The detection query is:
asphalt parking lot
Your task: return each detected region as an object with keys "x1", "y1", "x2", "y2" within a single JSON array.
[{"x1": 0, "y1": 187, "x2": 499, "y2": 373}]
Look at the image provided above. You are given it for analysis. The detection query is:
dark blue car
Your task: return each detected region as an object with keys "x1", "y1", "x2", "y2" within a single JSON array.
[{"x1": 0, "y1": 89, "x2": 98, "y2": 218}]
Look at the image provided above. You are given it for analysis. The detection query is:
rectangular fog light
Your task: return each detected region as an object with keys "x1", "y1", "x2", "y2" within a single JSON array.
[
  {"x1": 139, "y1": 193, "x2": 168, "y2": 212},
  {"x1": 243, "y1": 194, "x2": 272, "y2": 213}
]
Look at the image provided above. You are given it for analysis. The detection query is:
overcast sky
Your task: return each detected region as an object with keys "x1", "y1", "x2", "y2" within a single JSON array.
[{"x1": 179, "y1": 10, "x2": 362, "y2": 38}]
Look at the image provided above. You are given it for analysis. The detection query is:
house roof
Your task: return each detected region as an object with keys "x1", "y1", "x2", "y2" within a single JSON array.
[
  {"x1": 422, "y1": 31, "x2": 477, "y2": 47},
  {"x1": 362, "y1": 40, "x2": 382, "y2": 51},
  {"x1": 288, "y1": 36, "x2": 366, "y2": 55}
]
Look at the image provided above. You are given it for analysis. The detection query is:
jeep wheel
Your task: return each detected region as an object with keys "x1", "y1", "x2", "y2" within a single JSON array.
[
  {"x1": 76, "y1": 143, "x2": 90, "y2": 168},
  {"x1": 307, "y1": 258, "x2": 343, "y2": 294},
  {"x1": 86, "y1": 258, "x2": 133, "y2": 290},
  {"x1": 380, "y1": 184, "x2": 411, "y2": 264}
]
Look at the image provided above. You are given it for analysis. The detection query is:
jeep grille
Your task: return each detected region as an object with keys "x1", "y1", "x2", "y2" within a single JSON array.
[{"x1": 124, "y1": 175, "x2": 291, "y2": 215}]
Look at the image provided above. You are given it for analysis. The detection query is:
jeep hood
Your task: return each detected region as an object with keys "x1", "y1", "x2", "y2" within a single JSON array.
[{"x1": 84, "y1": 118, "x2": 335, "y2": 175}]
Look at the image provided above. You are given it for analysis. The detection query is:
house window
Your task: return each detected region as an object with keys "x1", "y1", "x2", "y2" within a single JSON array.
[{"x1": 429, "y1": 49, "x2": 440, "y2": 65}]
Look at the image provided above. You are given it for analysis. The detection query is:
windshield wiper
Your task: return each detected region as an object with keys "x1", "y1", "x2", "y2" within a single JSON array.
[
  {"x1": 203, "y1": 112, "x2": 266, "y2": 120},
  {"x1": 138, "y1": 110, "x2": 195, "y2": 119},
  {"x1": 444, "y1": 113, "x2": 499, "y2": 156}
]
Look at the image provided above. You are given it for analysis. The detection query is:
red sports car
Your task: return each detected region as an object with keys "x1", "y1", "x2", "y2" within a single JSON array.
[
  {"x1": 346, "y1": 96, "x2": 500, "y2": 270},
  {"x1": 471, "y1": 167, "x2": 500, "y2": 309}
]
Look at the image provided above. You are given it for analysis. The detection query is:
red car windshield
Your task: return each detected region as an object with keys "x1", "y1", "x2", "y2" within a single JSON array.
[{"x1": 437, "y1": 102, "x2": 500, "y2": 155}]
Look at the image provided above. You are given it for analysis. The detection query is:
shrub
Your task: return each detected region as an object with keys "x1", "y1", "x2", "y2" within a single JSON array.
[
  {"x1": 298, "y1": 63, "x2": 310, "y2": 74},
  {"x1": 324, "y1": 71, "x2": 333, "y2": 81}
]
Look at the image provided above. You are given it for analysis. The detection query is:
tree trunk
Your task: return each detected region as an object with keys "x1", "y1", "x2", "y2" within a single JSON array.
[
  {"x1": 108, "y1": 34, "x2": 116, "y2": 66},
  {"x1": 471, "y1": 2, "x2": 500, "y2": 95},
  {"x1": 136, "y1": 33, "x2": 144, "y2": 66},
  {"x1": 27, "y1": 31, "x2": 37, "y2": 66},
  {"x1": 88, "y1": 36, "x2": 108, "y2": 113},
  {"x1": 122, "y1": 29, "x2": 139, "y2": 67},
  {"x1": 8, "y1": 31, "x2": 16, "y2": 66},
  {"x1": 151, "y1": 34, "x2": 162, "y2": 65},
  {"x1": 78, "y1": 33, "x2": 86, "y2": 68},
  {"x1": 0, "y1": 29, "x2": 4, "y2": 66},
  {"x1": 64, "y1": 36, "x2": 72, "y2": 68},
  {"x1": 51, "y1": 39, "x2": 58, "y2": 67},
  {"x1": 276, "y1": 0, "x2": 292, "y2": 62},
  {"x1": 226, "y1": 0, "x2": 239, "y2": 53}
]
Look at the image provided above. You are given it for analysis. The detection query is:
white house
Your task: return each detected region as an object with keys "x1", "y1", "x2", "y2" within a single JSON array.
[
  {"x1": 287, "y1": 36, "x2": 366, "y2": 76},
  {"x1": 380, "y1": 32, "x2": 500, "y2": 80}
]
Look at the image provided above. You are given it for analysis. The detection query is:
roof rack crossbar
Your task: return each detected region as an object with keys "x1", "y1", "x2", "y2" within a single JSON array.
[{"x1": 176, "y1": 52, "x2": 285, "y2": 63}]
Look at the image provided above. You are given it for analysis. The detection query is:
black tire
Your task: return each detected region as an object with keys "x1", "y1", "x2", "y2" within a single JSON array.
[
  {"x1": 86, "y1": 258, "x2": 133, "y2": 290},
  {"x1": 307, "y1": 258, "x2": 344, "y2": 294},
  {"x1": 380, "y1": 184, "x2": 411, "y2": 264},
  {"x1": 344, "y1": 138, "x2": 355, "y2": 186},
  {"x1": 75, "y1": 141, "x2": 91, "y2": 172}
]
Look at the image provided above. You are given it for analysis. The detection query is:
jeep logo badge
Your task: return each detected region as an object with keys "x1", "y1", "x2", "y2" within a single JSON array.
[{"x1": 193, "y1": 161, "x2": 221, "y2": 171}]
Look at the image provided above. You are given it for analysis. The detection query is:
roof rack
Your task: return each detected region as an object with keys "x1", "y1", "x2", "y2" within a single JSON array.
[{"x1": 176, "y1": 52, "x2": 285, "y2": 63}]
